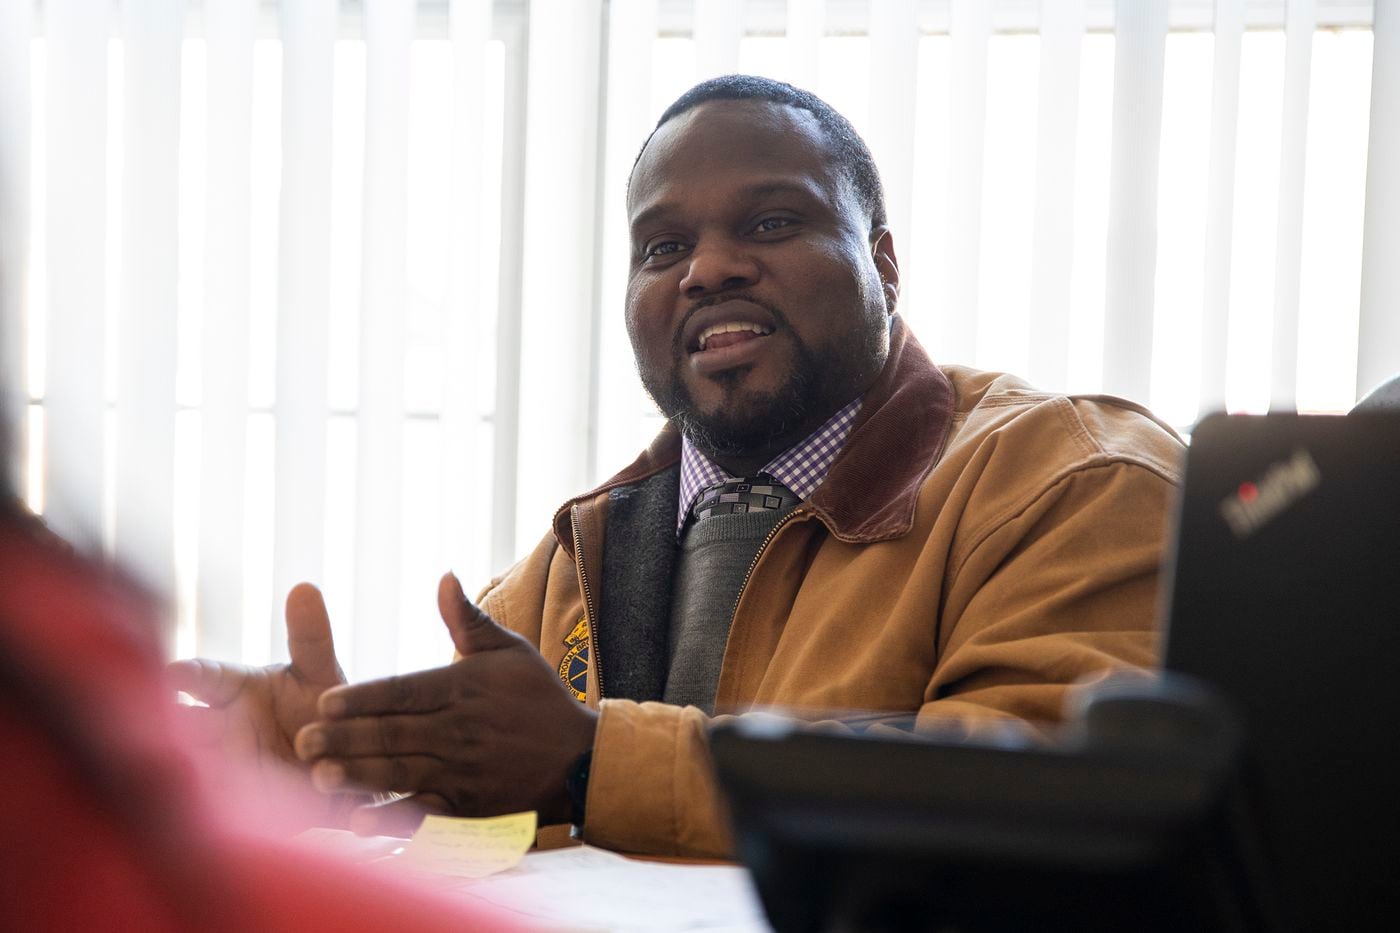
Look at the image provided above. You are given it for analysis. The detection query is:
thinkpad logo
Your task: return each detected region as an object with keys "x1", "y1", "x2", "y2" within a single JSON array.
[{"x1": 1219, "y1": 448, "x2": 1321, "y2": 538}]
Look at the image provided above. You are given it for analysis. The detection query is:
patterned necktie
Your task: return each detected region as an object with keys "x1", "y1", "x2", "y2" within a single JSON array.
[{"x1": 691, "y1": 474, "x2": 799, "y2": 522}]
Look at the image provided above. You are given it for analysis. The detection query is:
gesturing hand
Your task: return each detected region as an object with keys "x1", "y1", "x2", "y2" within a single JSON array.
[
  {"x1": 169, "y1": 583, "x2": 347, "y2": 772},
  {"x1": 294, "y1": 573, "x2": 598, "y2": 836}
]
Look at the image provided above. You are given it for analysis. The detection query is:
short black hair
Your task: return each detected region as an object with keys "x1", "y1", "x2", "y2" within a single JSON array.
[{"x1": 633, "y1": 74, "x2": 888, "y2": 231}]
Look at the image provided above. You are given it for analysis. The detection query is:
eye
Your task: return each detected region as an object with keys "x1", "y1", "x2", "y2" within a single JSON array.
[
  {"x1": 643, "y1": 239, "x2": 687, "y2": 261},
  {"x1": 751, "y1": 216, "x2": 795, "y2": 235}
]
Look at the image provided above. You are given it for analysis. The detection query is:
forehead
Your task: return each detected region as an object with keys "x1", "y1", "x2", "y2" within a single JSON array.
[{"x1": 628, "y1": 100, "x2": 847, "y2": 223}]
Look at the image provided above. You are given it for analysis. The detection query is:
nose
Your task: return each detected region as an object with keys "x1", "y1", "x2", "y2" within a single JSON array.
[{"x1": 677, "y1": 236, "x2": 759, "y2": 299}]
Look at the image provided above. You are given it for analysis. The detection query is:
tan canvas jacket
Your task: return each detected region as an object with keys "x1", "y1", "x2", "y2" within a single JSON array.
[{"x1": 476, "y1": 318, "x2": 1184, "y2": 859}]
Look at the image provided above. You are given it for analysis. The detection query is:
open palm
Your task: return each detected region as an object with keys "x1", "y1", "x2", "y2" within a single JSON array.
[{"x1": 169, "y1": 584, "x2": 346, "y2": 776}]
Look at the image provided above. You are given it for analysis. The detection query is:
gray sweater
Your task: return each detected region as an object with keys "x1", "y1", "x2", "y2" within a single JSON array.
[{"x1": 662, "y1": 505, "x2": 797, "y2": 713}]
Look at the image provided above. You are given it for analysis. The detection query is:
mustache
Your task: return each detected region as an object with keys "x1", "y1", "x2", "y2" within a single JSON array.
[{"x1": 672, "y1": 292, "x2": 791, "y2": 358}]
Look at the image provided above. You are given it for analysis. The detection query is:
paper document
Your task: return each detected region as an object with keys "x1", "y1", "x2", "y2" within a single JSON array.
[
  {"x1": 447, "y1": 845, "x2": 770, "y2": 931},
  {"x1": 294, "y1": 828, "x2": 770, "y2": 931},
  {"x1": 293, "y1": 827, "x2": 406, "y2": 863}
]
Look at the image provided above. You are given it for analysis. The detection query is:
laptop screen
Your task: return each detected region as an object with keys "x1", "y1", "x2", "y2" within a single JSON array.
[{"x1": 1162, "y1": 411, "x2": 1400, "y2": 928}]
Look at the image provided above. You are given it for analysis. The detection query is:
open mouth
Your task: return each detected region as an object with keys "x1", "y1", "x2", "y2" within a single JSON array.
[
  {"x1": 693, "y1": 321, "x2": 774, "y2": 353},
  {"x1": 680, "y1": 300, "x2": 782, "y2": 376}
]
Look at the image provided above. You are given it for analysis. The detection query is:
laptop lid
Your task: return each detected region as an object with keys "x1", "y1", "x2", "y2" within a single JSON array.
[{"x1": 1162, "y1": 411, "x2": 1400, "y2": 929}]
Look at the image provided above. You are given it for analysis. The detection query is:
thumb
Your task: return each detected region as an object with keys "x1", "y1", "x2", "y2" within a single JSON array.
[
  {"x1": 438, "y1": 572, "x2": 517, "y2": 656},
  {"x1": 285, "y1": 583, "x2": 344, "y2": 686}
]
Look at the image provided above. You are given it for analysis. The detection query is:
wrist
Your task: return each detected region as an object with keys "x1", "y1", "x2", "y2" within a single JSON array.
[
  {"x1": 542, "y1": 705, "x2": 598, "y2": 826},
  {"x1": 565, "y1": 748, "x2": 593, "y2": 829}
]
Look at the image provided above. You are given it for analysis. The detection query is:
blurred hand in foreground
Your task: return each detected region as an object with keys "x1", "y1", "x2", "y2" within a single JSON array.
[
  {"x1": 169, "y1": 584, "x2": 347, "y2": 779},
  {"x1": 294, "y1": 573, "x2": 598, "y2": 837}
]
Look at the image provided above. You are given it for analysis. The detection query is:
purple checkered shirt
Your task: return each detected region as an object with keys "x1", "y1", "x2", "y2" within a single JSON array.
[{"x1": 677, "y1": 396, "x2": 863, "y2": 536}]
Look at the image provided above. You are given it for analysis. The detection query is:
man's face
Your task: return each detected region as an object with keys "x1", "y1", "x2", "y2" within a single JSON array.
[{"x1": 625, "y1": 100, "x2": 897, "y2": 462}]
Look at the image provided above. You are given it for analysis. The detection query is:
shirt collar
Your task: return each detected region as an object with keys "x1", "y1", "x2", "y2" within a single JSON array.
[{"x1": 676, "y1": 396, "x2": 863, "y2": 535}]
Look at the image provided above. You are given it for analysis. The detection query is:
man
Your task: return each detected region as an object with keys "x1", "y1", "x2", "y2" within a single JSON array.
[{"x1": 173, "y1": 76, "x2": 1183, "y2": 859}]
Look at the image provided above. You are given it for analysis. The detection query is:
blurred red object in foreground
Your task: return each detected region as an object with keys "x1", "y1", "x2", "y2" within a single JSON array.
[{"x1": 0, "y1": 507, "x2": 517, "y2": 932}]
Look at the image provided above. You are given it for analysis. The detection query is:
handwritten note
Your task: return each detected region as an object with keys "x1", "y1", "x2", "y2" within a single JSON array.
[{"x1": 402, "y1": 811, "x2": 537, "y2": 879}]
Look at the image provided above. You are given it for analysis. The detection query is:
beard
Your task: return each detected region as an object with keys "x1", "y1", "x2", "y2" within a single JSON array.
[{"x1": 636, "y1": 296, "x2": 880, "y2": 459}]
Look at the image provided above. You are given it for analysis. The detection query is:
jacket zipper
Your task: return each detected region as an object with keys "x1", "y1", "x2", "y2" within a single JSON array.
[
  {"x1": 570, "y1": 505, "x2": 605, "y2": 699},
  {"x1": 719, "y1": 507, "x2": 807, "y2": 690}
]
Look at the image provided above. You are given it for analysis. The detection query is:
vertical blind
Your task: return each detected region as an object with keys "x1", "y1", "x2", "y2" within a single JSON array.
[{"x1": 2, "y1": 0, "x2": 1394, "y2": 680}]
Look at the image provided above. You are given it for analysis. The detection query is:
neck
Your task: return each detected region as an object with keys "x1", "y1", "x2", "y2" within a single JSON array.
[
  {"x1": 693, "y1": 390, "x2": 866, "y2": 476},
  {"x1": 697, "y1": 416, "x2": 822, "y2": 476},
  {"x1": 708, "y1": 451, "x2": 777, "y2": 477}
]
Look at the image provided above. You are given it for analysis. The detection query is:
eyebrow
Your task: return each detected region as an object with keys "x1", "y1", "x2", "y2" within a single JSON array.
[{"x1": 628, "y1": 179, "x2": 824, "y2": 236}]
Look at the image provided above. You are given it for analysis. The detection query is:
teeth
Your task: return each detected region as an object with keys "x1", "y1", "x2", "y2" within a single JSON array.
[{"x1": 697, "y1": 321, "x2": 774, "y2": 350}]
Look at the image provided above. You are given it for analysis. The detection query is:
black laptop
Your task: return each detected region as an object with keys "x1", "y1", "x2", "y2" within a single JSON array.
[
  {"x1": 1161, "y1": 411, "x2": 1400, "y2": 930},
  {"x1": 712, "y1": 411, "x2": 1400, "y2": 932}
]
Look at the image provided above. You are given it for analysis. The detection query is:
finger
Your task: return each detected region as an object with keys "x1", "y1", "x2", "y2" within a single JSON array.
[
  {"x1": 285, "y1": 583, "x2": 343, "y2": 687},
  {"x1": 165, "y1": 658, "x2": 256, "y2": 707},
  {"x1": 295, "y1": 713, "x2": 448, "y2": 762},
  {"x1": 438, "y1": 572, "x2": 517, "y2": 656},
  {"x1": 349, "y1": 793, "x2": 451, "y2": 838},
  {"x1": 318, "y1": 665, "x2": 459, "y2": 719},
  {"x1": 310, "y1": 754, "x2": 442, "y2": 796}
]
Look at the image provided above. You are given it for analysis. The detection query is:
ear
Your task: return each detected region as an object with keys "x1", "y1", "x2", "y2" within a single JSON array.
[{"x1": 870, "y1": 227, "x2": 900, "y2": 315}]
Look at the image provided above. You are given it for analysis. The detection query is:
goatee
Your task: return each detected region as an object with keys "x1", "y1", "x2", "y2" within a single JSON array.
[{"x1": 641, "y1": 325, "x2": 835, "y2": 457}]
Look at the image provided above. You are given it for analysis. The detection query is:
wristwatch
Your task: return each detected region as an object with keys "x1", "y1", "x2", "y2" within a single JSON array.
[{"x1": 565, "y1": 748, "x2": 593, "y2": 829}]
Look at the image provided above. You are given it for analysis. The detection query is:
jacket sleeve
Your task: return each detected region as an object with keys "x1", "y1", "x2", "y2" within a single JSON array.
[
  {"x1": 922, "y1": 460, "x2": 1172, "y2": 725},
  {"x1": 580, "y1": 459, "x2": 1176, "y2": 859},
  {"x1": 583, "y1": 700, "x2": 733, "y2": 857}
]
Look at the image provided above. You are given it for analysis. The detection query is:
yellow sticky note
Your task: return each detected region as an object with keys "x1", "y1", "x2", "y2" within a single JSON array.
[{"x1": 403, "y1": 811, "x2": 537, "y2": 879}]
